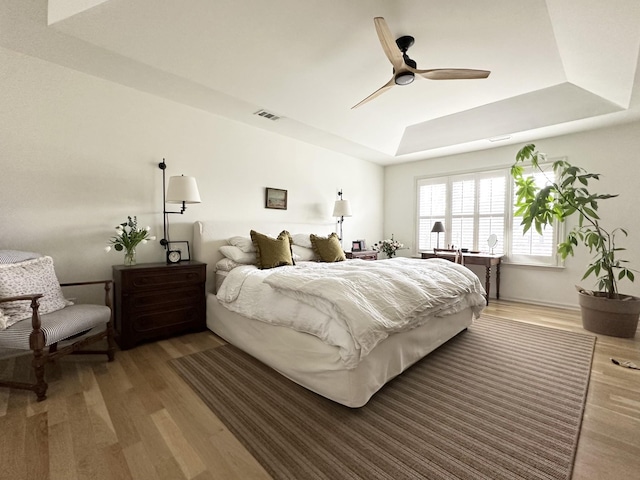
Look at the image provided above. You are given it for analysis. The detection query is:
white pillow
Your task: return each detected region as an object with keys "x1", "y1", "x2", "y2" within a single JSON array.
[
  {"x1": 219, "y1": 245, "x2": 257, "y2": 264},
  {"x1": 292, "y1": 245, "x2": 318, "y2": 261},
  {"x1": 0, "y1": 256, "x2": 71, "y2": 330},
  {"x1": 292, "y1": 234, "x2": 313, "y2": 248},
  {"x1": 227, "y1": 236, "x2": 256, "y2": 253},
  {"x1": 215, "y1": 257, "x2": 243, "y2": 272}
]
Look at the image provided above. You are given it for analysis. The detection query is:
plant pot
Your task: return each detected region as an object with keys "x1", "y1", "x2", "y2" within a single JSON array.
[{"x1": 578, "y1": 291, "x2": 640, "y2": 338}]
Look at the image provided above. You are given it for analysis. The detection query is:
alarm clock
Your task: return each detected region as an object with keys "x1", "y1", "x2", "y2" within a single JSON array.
[{"x1": 167, "y1": 250, "x2": 181, "y2": 264}]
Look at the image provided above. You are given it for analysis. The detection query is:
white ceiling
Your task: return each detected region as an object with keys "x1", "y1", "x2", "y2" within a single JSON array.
[{"x1": 3, "y1": 0, "x2": 640, "y2": 165}]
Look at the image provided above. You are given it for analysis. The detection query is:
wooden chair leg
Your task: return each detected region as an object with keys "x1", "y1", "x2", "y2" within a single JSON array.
[
  {"x1": 32, "y1": 348, "x2": 48, "y2": 402},
  {"x1": 106, "y1": 322, "x2": 116, "y2": 362}
]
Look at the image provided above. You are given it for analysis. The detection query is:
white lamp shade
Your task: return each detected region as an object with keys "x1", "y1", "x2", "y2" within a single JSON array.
[
  {"x1": 332, "y1": 199, "x2": 352, "y2": 217},
  {"x1": 166, "y1": 175, "x2": 201, "y2": 204}
]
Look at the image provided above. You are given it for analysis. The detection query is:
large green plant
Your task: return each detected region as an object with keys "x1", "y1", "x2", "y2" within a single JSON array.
[{"x1": 511, "y1": 144, "x2": 634, "y2": 299}]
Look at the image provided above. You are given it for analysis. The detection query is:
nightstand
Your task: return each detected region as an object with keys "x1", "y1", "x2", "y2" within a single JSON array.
[
  {"x1": 345, "y1": 250, "x2": 378, "y2": 261},
  {"x1": 112, "y1": 261, "x2": 206, "y2": 350}
]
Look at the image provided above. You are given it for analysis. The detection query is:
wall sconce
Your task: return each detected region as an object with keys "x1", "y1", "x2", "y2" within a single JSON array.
[
  {"x1": 431, "y1": 221, "x2": 445, "y2": 249},
  {"x1": 158, "y1": 159, "x2": 201, "y2": 248},
  {"x1": 332, "y1": 190, "x2": 352, "y2": 242}
]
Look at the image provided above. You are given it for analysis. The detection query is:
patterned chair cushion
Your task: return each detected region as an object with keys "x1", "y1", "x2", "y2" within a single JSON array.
[
  {"x1": 0, "y1": 256, "x2": 72, "y2": 330},
  {"x1": 0, "y1": 304, "x2": 110, "y2": 350}
]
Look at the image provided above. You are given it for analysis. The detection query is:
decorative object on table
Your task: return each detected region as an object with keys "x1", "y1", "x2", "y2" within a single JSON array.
[
  {"x1": 512, "y1": 143, "x2": 639, "y2": 337},
  {"x1": 332, "y1": 189, "x2": 352, "y2": 243},
  {"x1": 158, "y1": 159, "x2": 201, "y2": 252},
  {"x1": 166, "y1": 241, "x2": 190, "y2": 263},
  {"x1": 372, "y1": 235, "x2": 404, "y2": 258},
  {"x1": 487, "y1": 233, "x2": 498, "y2": 254},
  {"x1": 265, "y1": 187, "x2": 288, "y2": 210},
  {"x1": 351, "y1": 240, "x2": 365, "y2": 252},
  {"x1": 105, "y1": 216, "x2": 155, "y2": 266},
  {"x1": 431, "y1": 221, "x2": 445, "y2": 249}
]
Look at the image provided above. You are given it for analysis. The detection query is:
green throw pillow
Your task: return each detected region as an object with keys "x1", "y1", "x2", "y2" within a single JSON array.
[
  {"x1": 310, "y1": 233, "x2": 346, "y2": 262},
  {"x1": 250, "y1": 230, "x2": 294, "y2": 269}
]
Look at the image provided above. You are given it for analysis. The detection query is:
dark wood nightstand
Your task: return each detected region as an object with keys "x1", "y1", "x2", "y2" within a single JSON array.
[
  {"x1": 345, "y1": 250, "x2": 378, "y2": 261},
  {"x1": 112, "y1": 261, "x2": 206, "y2": 350}
]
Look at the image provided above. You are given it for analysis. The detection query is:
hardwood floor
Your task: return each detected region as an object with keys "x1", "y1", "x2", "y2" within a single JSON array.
[{"x1": 1, "y1": 300, "x2": 638, "y2": 479}]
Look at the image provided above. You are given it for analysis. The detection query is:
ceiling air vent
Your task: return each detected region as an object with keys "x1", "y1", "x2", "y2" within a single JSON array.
[{"x1": 254, "y1": 109, "x2": 282, "y2": 121}]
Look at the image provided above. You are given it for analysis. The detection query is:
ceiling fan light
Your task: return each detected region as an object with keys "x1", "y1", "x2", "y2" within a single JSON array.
[{"x1": 395, "y1": 71, "x2": 415, "y2": 86}]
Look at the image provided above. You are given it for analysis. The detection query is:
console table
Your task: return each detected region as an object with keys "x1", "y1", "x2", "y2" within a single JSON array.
[{"x1": 420, "y1": 251, "x2": 504, "y2": 303}]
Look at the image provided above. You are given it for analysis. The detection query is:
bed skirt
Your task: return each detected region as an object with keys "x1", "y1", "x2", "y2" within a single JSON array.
[{"x1": 206, "y1": 294, "x2": 473, "y2": 408}]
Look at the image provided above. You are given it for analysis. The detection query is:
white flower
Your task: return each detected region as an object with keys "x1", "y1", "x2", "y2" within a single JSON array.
[
  {"x1": 145, "y1": 226, "x2": 151, "y2": 231},
  {"x1": 104, "y1": 246, "x2": 112, "y2": 253},
  {"x1": 141, "y1": 239, "x2": 148, "y2": 244},
  {"x1": 148, "y1": 236, "x2": 157, "y2": 241}
]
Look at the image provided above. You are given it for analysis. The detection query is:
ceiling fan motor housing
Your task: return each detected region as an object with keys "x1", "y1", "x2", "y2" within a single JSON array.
[
  {"x1": 394, "y1": 35, "x2": 416, "y2": 85},
  {"x1": 395, "y1": 71, "x2": 415, "y2": 85}
]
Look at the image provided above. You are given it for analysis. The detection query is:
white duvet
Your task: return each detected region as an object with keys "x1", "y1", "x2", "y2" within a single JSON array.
[{"x1": 217, "y1": 257, "x2": 486, "y2": 368}]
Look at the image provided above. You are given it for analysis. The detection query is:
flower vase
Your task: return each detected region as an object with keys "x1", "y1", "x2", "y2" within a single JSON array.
[{"x1": 124, "y1": 248, "x2": 136, "y2": 266}]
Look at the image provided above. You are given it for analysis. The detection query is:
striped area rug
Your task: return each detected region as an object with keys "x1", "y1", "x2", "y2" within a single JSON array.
[{"x1": 170, "y1": 315, "x2": 595, "y2": 480}]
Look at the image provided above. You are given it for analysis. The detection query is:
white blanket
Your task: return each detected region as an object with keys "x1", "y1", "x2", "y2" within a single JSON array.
[{"x1": 217, "y1": 257, "x2": 486, "y2": 368}]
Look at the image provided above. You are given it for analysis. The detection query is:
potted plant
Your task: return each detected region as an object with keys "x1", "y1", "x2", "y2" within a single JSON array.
[{"x1": 511, "y1": 144, "x2": 639, "y2": 337}]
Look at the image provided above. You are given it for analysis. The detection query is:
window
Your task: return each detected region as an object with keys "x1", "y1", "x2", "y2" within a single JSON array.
[
  {"x1": 418, "y1": 170, "x2": 506, "y2": 253},
  {"x1": 416, "y1": 164, "x2": 560, "y2": 266}
]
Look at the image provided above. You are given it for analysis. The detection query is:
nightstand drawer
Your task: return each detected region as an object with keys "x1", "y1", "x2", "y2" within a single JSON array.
[{"x1": 120, "y1": 265, "x2": 204, "y2": 290}]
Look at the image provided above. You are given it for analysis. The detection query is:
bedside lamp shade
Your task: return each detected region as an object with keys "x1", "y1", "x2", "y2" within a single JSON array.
[
  {"x1": 332, "y1": 199, "x2": 352, "y2": 218},
  {"x1": 332, "y1": 190, "x2": 352, "y2": 243},
  {"x1": 166, "y1": 175, "x2": 201, "y2": 204}
]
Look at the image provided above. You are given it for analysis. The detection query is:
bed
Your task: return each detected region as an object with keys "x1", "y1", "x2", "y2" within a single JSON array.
[{"x1": 193, "y1": 221, "x2": 486, "y2": 408}]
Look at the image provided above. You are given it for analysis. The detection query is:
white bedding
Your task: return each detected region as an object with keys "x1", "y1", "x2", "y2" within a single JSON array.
[{"x1": 217, "y1": 257, "x2": 486, "y2": 368}]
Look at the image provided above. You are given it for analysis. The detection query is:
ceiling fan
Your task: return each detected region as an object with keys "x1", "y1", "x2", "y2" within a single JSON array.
[{"x1": 352, "y1": 17, "x2": 491, "y2": 109}]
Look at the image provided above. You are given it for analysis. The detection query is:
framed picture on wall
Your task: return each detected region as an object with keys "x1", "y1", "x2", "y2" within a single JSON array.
[
  {"x1": 352, "y1": 240, "x2": 366, "y2": 252},
  {"x1": 265, "y1": 187, "x2": 288, "y2": 210}
]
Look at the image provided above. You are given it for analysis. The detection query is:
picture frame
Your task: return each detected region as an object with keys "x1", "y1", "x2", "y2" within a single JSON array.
[
  {"x1": 352, "y1": 240, "x2": 366, "y2": 252},
  {"x1": 265, "y1": 187, "x2": 288, "y2": 210},
  {"x1": 167, "y1": 241, "x2": 190, "y2": 261}
]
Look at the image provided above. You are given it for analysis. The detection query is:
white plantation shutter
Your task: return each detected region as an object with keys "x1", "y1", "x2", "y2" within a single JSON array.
[
  {"x1": 478, "y1": 174, "x2": 506, "y2": 254},
  {"x1": 417, "y1": 180, "x2": 446, "y2": 251},
  {"x1": 510, "y1": 168, "x2": 560, "y2": 265},
  {"x1": 450, "y1": 177, "x2": 475, "y2": 249}
]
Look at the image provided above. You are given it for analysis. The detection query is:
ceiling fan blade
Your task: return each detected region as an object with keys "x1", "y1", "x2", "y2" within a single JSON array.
[
  {"x1": 410, "y1": 68, "x2": 491, "y2": 80},
  {"x1": 374, "y1": 17, "x2": 404, "y2": 71},
  {"x1": 351, "y1": 77, "x2": 395, "y2": 109}
]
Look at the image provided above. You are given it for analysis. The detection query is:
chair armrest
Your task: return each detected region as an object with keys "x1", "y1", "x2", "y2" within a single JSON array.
[
  {"x1": 0, "y1": 293, "x2": 44, "y2": 304},
  {"x1": 0, "y1": 294, "x2": 44, "y2": 337},
  {"x1": 59, "y1": 280, "x2": 112, "y2": 308}
]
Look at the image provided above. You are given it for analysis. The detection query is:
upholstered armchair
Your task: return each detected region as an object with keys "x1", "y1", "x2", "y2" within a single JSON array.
[{"x1": 0, "y1": 251, "x2": 116, "y2": 401}]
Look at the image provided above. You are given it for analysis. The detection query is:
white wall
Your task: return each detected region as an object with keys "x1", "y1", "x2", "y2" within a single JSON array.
[
  {"x1": 0, "y1": 47, "x2": 383, "y2": 302},
  {"x1": 385, "y1": 122, "x2": 640, "y2": 307}
]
